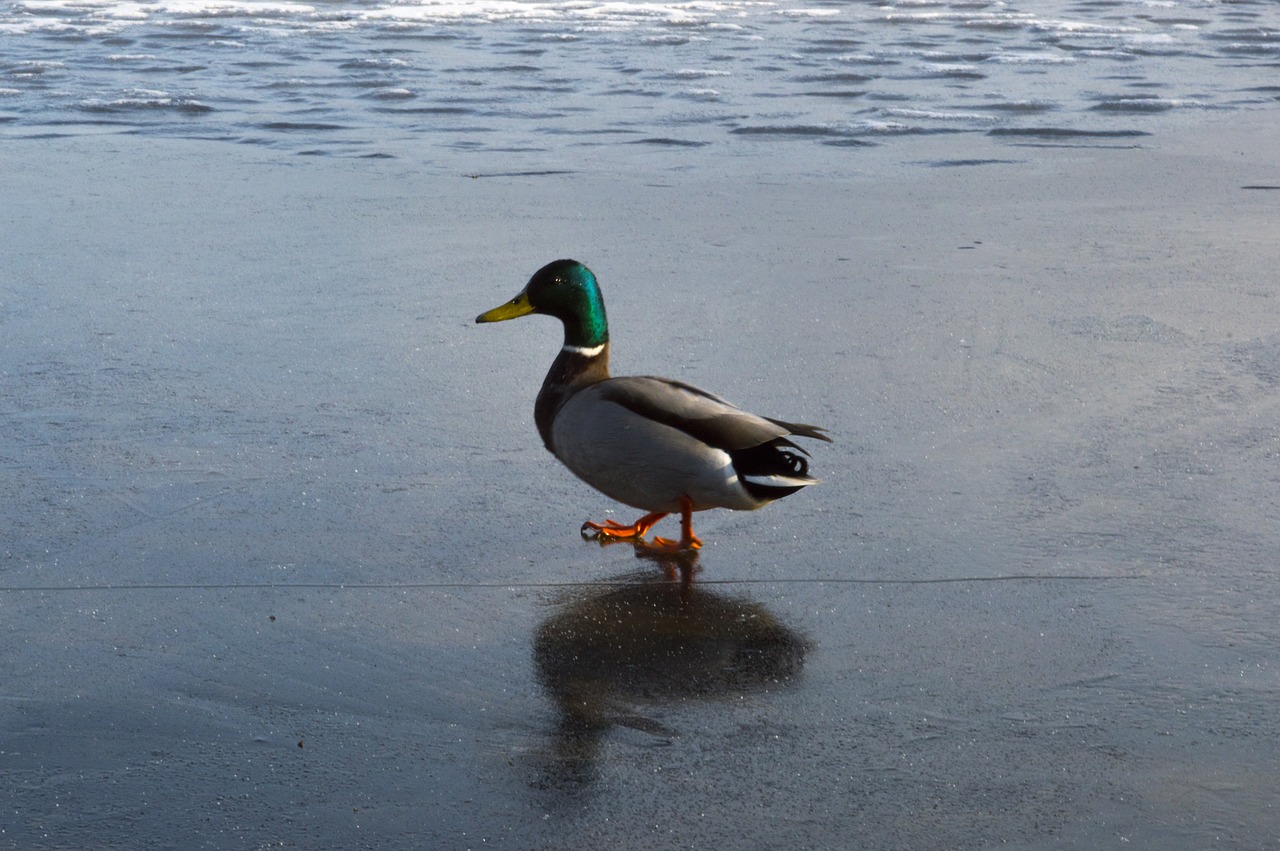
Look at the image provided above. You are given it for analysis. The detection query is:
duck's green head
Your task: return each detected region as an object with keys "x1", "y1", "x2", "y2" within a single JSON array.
[{"x1": 475, "y1": 259, "x2": 609, "y2": 349}]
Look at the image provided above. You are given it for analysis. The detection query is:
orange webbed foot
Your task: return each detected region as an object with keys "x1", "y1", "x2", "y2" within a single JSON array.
[
  {"x1": 581, "y1": 496, "x2": 702, "y2": 553},
  {"x1": 580, "y1": 511, "x2": 667, "y2": 543},
  {"x1": 646, "y1": 534, "x2": 703, "y2": 553}
]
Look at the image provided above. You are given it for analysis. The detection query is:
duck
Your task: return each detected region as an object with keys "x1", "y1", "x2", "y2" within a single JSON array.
[{"x1": 475, "y1": 259, "x2": 831, "y2": 553}]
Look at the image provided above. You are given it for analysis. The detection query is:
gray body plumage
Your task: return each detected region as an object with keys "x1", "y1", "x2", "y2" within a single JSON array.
[{"x1": 549, "y1": 375, "x2": 822, "y2": 514}]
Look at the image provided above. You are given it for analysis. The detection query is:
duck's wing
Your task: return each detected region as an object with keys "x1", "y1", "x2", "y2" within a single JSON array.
[{"x1": 596, "y1": 376, "x2": 831, "y2": 452}]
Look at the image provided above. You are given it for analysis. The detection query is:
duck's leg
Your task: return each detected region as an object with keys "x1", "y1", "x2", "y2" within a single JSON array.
[
  {"x1": 647, "y1": 496, "x2": 703, "y2": 552},
  {"x1": 581, "y1": 511, "x2": 667, "y2": 542}
]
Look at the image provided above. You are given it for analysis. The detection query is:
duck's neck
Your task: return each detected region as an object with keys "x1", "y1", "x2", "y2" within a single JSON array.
[{"x1": 535, "y1": 341, "x2": 611, "y2": 452}]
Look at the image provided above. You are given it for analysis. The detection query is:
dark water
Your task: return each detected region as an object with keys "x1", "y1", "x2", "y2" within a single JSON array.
[{"x1": 3, "y1": 0, "x2": 1279, "y2": 165}]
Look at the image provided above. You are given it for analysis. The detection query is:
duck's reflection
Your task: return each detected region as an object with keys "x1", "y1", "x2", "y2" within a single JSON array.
[{"x1": 531, "y1": 549, "x2": 810, "y2": 788}]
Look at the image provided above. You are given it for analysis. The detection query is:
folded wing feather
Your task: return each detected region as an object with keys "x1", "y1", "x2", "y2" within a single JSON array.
[{"x1": 597, "y1": 376, "x2": 829, "y2": 453}]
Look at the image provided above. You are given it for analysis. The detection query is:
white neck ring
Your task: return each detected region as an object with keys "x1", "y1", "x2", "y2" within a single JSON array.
[{"x1": 562, "y1": 343, "x2": 605, "y2": 357}]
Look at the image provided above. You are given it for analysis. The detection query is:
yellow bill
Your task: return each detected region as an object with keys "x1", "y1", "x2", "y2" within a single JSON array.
[{"x1": 476, "y1": 290, "x2": 535, "y2": 323}]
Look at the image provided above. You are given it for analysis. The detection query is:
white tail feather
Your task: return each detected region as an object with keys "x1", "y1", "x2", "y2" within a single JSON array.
[{"x1": 741, "y1": 473, "x2": 821, "y2": 488}]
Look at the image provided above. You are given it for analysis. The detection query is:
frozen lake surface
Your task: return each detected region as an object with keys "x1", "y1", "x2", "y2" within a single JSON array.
[{"x1": 5, "y1": 122, "x2": 1280, "y2": 846}]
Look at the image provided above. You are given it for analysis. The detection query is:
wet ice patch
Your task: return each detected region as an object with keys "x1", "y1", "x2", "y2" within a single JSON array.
[
  {"x1": 1226, "y1": 335, "x2": 1280, "y2": 387},
  {"x1": 1053, "y1": 314, "x2": 1190, "y2": 345}
]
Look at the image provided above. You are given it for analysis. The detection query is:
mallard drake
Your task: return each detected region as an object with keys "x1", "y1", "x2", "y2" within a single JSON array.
[{"x1": 476, "y1": 259, "x2": 831, "y2": 553}]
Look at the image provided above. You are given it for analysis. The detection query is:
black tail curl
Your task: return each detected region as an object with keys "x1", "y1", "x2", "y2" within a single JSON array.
[{"x1": 731, "y1": 438, "x2": 814, "y2": 501}]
